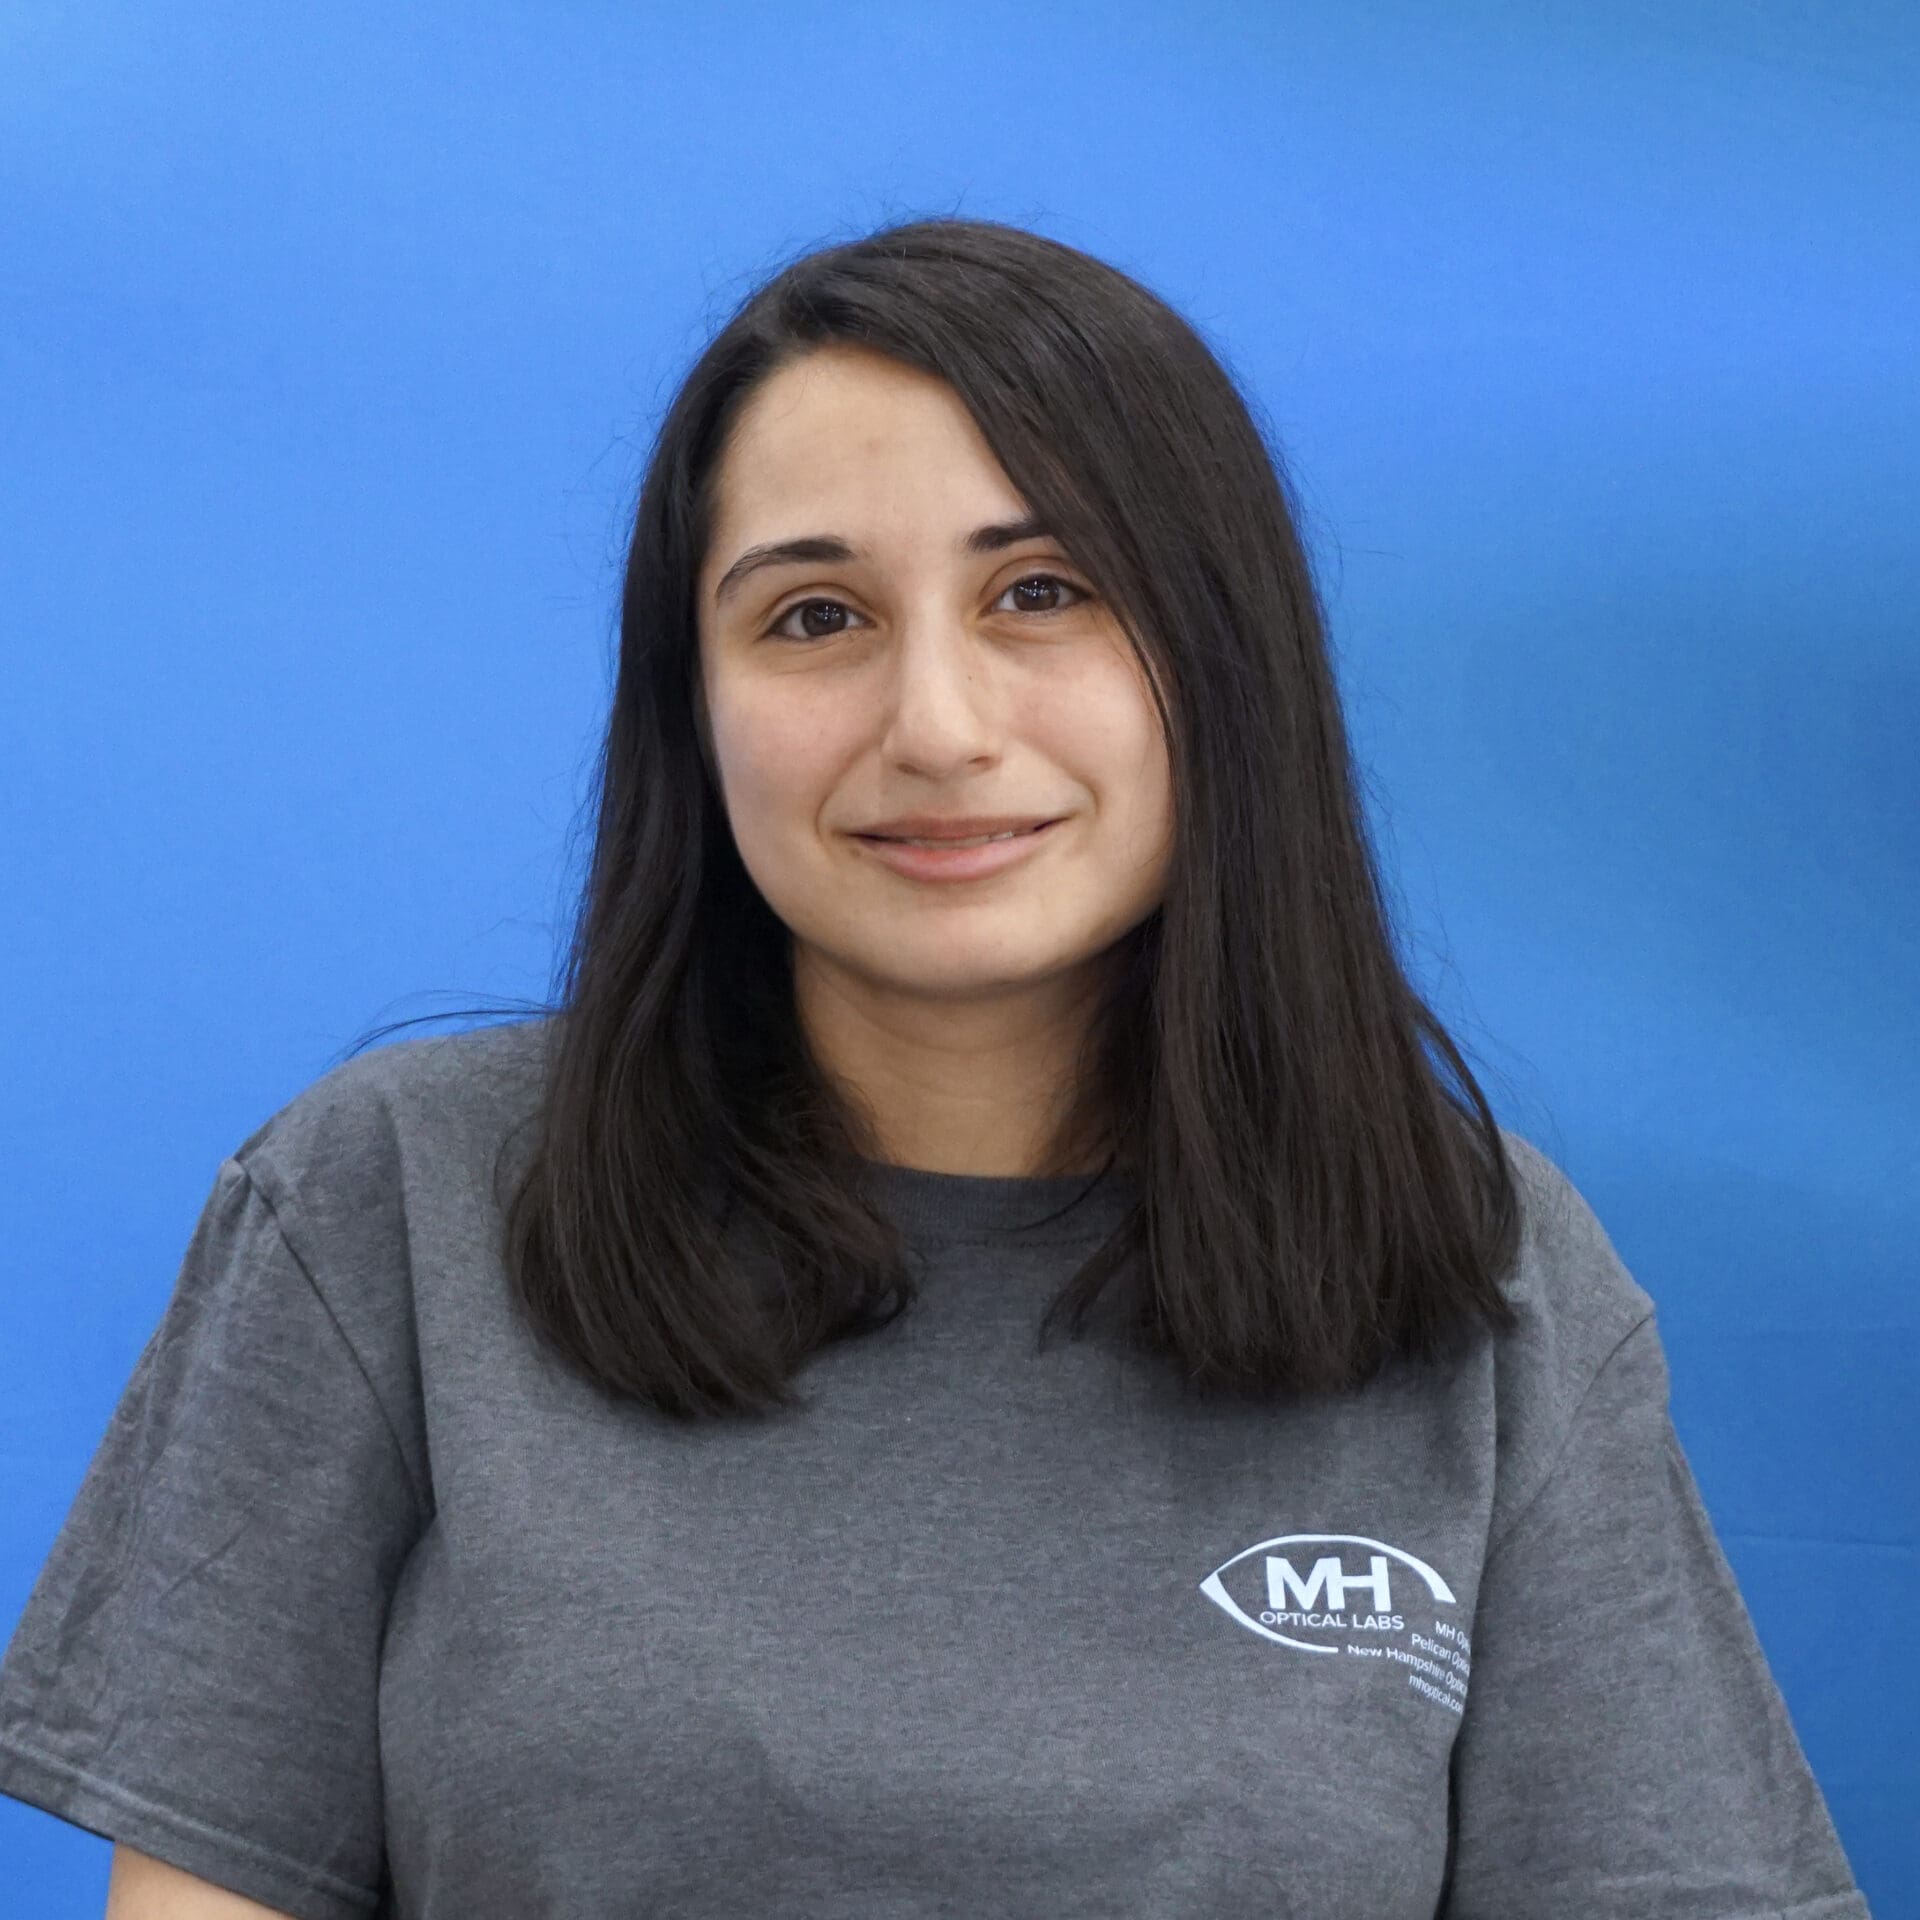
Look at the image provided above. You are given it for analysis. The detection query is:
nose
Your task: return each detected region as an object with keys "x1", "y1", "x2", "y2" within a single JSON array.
[{"x1": 876, "y1": 626, "x2": 1007, "y2": 773}]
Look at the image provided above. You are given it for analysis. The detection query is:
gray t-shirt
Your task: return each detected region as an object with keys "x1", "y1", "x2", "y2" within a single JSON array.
[{"x1": 0, "y1": 1019, "x2": 1871, "y2": 1918}]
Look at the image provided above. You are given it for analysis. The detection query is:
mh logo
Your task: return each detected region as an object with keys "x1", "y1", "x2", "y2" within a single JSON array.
[{"x1": 1199, "y1": 1533, "x2": 1457, "y2": 1654}]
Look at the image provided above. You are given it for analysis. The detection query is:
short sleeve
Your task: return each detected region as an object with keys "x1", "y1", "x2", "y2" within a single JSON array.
[
  {"x1": 1442, "y1": 1314, "x2": 1871, "y2": 1918},
  {"x1": 0, "y1": 1157, "x2": 426, "y2": 1920}
]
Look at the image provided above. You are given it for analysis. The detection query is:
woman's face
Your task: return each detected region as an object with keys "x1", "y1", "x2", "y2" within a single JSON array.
[{"x1": 695, "y1": 343, "x2": 1174, "y2": 1023}]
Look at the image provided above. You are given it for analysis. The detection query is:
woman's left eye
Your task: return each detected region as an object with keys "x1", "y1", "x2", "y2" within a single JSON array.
[{"x1": 997, "y1": 572, "x2": 1089, "y2": 615}]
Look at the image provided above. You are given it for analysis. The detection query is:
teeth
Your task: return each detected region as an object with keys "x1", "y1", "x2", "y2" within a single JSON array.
[{"x1": 889, "y1": 827, "x2": 1032, "y2": 848}]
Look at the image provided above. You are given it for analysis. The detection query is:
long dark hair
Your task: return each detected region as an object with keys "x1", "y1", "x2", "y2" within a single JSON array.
[{"x1": 348, "y1": 214, "x2": 1523, "y2": 1420}]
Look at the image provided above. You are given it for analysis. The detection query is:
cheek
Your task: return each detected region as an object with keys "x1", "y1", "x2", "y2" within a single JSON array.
[
  {"x1": 1109, "y1": 747, "x2": 1176, "y2": 889},
  {"x1": 1067, "y1": 675, "x2": 1173, "y2": 837},
  {"x1": 1076, "y1": 723, "x2": 1174, "y2": 912},
  {"x1": 712, "y1": 684, "x2": 843, "y2": 826}
]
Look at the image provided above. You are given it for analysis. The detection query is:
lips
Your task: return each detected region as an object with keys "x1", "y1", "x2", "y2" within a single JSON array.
[
  {"x1": 863, "y1": 822, "x2": 1052, "y2": 847},
  {"x1": 851, "y1": 817, "x2": 1063, "y2": 882}
]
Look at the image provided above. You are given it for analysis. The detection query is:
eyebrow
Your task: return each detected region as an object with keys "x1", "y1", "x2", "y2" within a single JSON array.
[{"x1": 712, "y1": 515, "x2": 1055, "y2": 607}]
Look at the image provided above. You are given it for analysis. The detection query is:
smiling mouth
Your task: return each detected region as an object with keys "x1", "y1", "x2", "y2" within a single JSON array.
[{"x1": 858, "y1": 821, "x2": 1057, "y2": 849}]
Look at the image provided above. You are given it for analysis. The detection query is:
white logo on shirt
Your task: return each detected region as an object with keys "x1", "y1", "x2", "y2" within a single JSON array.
[{"x1": 1199, "y1": 1532, "x2": 1471, "y2": 1715}]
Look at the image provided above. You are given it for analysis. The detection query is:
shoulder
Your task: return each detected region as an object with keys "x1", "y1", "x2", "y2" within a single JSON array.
[
  {"x1": 230, "y1": 1016, "x2": 552, "y2": 1216},
  {"x1": 1495, "y1": 1125, "x2": 1655, "y2": 1352},
  {"x1": 1480, "y1": 1125, "x2": 1661, "y2": 1534}
]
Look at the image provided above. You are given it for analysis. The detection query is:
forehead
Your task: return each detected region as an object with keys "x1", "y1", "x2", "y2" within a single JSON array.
[{"x1": 706, "y1": 348, "x2": 1020, "y2": 545}]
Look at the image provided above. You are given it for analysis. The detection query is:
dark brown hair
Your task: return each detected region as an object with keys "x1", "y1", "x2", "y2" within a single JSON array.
[{"x1": 350, "y1": 214, "x2": 1523, "y2": 1420}]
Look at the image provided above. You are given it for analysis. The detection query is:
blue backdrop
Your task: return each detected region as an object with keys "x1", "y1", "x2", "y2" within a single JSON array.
[{"x1": 3, "y1": 2, "x2": 1914, "y2": 1911}]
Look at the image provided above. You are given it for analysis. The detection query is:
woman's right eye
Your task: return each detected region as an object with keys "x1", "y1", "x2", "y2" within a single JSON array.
[{"x1": 765, "y1": 597, "x2": 861, "y2": 644}]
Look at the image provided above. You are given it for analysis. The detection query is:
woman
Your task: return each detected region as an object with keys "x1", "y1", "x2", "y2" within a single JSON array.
[{"x1": 0, "y1": 218, "x2": 1870, "y2": 1918}]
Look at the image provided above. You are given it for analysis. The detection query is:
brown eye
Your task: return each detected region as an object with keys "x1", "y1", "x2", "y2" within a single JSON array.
[
  {"x1": 996, "y1": 573, "x2": 1089, "y2": 616},
  {"x1": 766, "y1": 598, "x2": 861, "y2": 643}
]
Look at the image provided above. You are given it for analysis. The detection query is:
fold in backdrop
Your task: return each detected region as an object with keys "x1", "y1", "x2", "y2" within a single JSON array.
[{"x1": 2, "y1": 2, "x2": 1914, "y2": 1913}]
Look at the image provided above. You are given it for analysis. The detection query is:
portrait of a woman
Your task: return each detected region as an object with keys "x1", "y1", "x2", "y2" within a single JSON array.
[{"x1": 0, "y1": 218, "x2": 1873, "y2": 1918}]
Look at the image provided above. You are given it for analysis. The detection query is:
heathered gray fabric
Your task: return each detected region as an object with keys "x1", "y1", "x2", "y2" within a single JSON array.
[{"x1": 0, "y1": 1018, "x2": 1870, "y2": 1918}]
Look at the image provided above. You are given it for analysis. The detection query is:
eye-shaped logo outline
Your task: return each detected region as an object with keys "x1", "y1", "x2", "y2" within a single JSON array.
[{"x1": 1199, "y1": 1532, "x2": 1458, "y2": 1653}]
